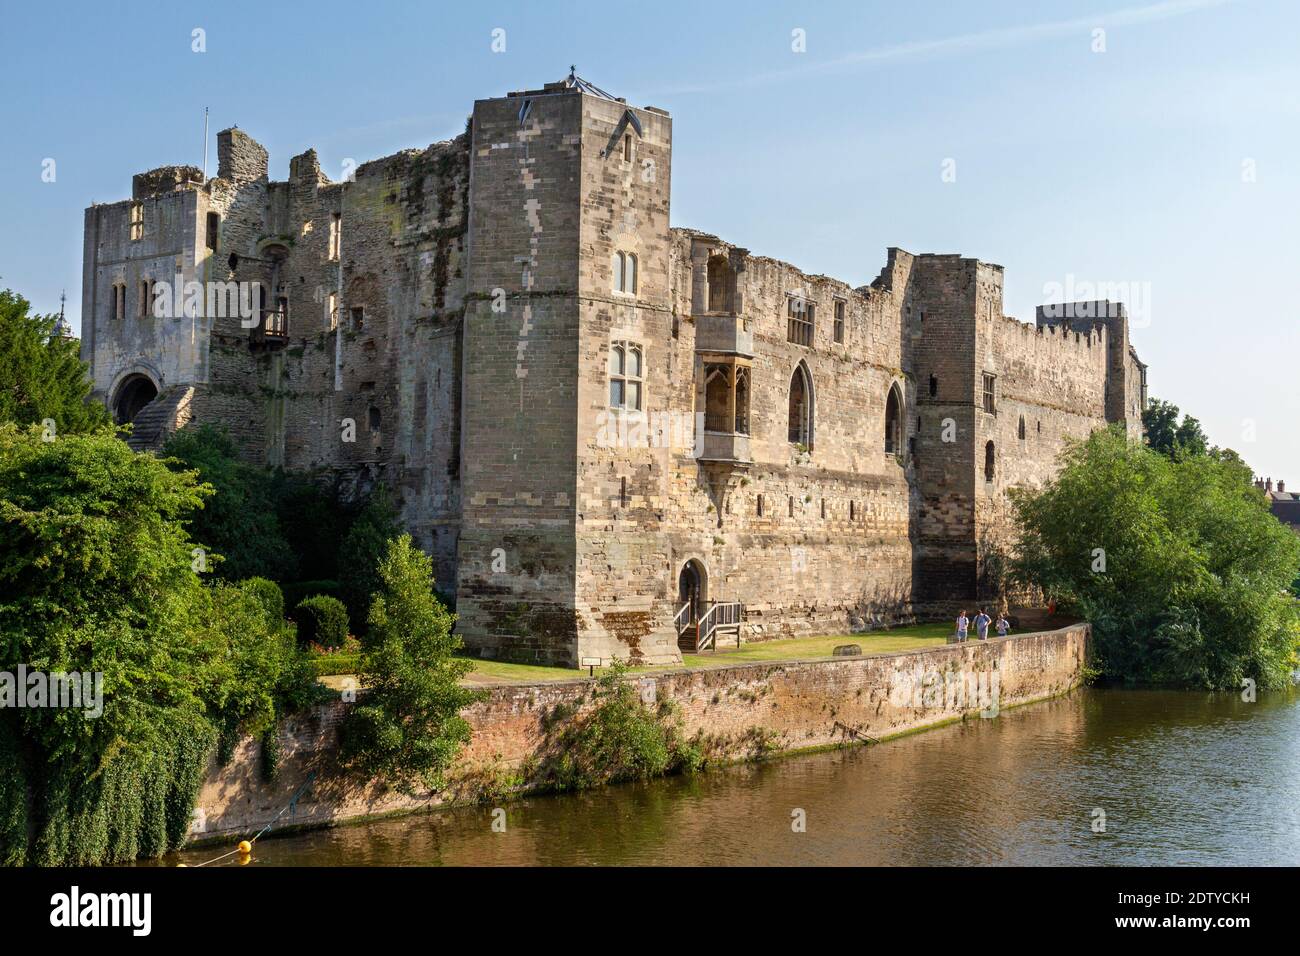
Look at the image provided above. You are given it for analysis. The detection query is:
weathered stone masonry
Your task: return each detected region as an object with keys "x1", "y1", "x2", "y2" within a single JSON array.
[{"x1": 82, "y1": 74, "x2": 1145, "y2": 667}]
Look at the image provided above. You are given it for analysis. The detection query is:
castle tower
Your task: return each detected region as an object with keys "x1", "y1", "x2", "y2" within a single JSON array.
[
  {"x1": 904, "y1": 254, "x2": 984, "y2": 608},
  {"x1": 455, "y1": 73, "x2": 674, "y2": 665}
]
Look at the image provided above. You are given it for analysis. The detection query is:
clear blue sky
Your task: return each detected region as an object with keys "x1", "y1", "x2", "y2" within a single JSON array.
[{"x1": 2, "y1": 0, "x2": 1295, "y2": 481}]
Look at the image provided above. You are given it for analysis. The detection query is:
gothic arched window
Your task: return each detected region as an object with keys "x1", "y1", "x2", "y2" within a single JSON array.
[
  {"x1": 788, "y1": 362, "x2": 813, "y2": 449},
  {"x1": 885, "y1": 384, "x2": 903, "y2": 456}
]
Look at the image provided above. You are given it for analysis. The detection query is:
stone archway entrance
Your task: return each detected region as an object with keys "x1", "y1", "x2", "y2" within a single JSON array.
[
  {"x1": 677, "y1": 559, "x2": 708, "y2": 627},
  {"x1": 112, "y1": 374, "x2": 158, "y2": 425}
]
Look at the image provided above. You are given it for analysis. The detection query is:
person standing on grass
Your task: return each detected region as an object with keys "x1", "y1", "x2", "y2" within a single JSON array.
[
  {"x1": 974, "y1": 608, "x2": 991, "y2": 640},
  {"x1": 956, "y1": 610, "x2": 969, "y2": 642},
  {"x1": 996, "y1": 614, "x2": 1010, "y2": 638}
]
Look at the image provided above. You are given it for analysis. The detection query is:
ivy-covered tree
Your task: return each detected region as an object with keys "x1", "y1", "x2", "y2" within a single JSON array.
[
  {"x1": 0, "y1": 288, "x2": 108, "y2": 434},
  {"x1": 1010, "y1": 427, "x2": 1300, "y2": 689},
  {"x1": 0, "y1": 424, "x2": 317, "y2": 865},
  {"x1": 341, "y1": 535, "x2": 478, "y2": 791}
]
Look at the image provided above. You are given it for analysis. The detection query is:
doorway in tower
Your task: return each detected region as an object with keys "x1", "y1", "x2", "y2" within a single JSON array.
[
  {"x1": 676, "y1": 559, "x2": 708, "y2": 650},
  {"x1": 112, "y1": 373, "x2": 158, "y2": 425}
]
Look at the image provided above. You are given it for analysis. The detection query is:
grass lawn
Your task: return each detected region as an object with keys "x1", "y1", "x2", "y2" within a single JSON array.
[
  {"x1": 315, "y1": 619, "x2": 1042, "y2": 689},
  {"x1": 682, "y1": 623, "x2": 954, "y2": 667},
  {"x1": 452, "y1": 622, "x2": 960, "y2": 684},
  {"x1": 461, "y1": 657, "x2": 592, "y2": 684}
]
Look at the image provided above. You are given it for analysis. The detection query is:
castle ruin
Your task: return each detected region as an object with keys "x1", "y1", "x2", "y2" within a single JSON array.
[{"x1": 80, "y1": 73, "x2": 1147, "y2": 666}]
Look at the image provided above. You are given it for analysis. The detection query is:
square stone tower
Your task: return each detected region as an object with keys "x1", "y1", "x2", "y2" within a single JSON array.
[{"x1": 455, "y1": 77, "x2": 674, "y2": 665}]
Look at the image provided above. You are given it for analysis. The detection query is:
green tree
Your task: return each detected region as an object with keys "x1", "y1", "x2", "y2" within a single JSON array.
[
  {"x1": 0, "y1": 424, "x2": 317, "y2": 864},
  {"x1": 0, "y1": 288, "x2": 108, "y2": 434},
  {"x1": 337, "y1": 486, "x2": 402, "y2": 631},
  {"x1": 163, "y1": 425, "x2": 297, "y2": 581},
  {"x1": 270, "y1": 471, "x2": 345, "y2": 582},
  {"x1": 0, "y1": 423, "x2": 215, "y2": 863},
  {"x1": 1142, "y1": 397, "x2": 1208, "y2": 460},
  {"x1": 1010, "y1": 427, "x2": 1300, "y2": 689},
  {"x1": 341, "y1": 535, "x2": 479, "y2": 791}
]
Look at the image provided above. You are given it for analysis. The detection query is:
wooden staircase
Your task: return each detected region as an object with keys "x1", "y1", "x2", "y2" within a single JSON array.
[{"x1": 676, "y1": 600, "x2": 744, "y2": 653}]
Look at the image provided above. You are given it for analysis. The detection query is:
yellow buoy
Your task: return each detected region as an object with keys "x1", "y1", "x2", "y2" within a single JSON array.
[{"x1": 238, "y1": 840, "x2": 252, "y2": 854}]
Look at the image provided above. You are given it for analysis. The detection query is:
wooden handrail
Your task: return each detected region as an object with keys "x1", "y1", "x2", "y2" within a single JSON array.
[
  {"x1": 674, "y1": 602, "x2": 691, "y2": 635},
  {"x1": 696, "y1": 601, "x2": 744, "y2": 653}
]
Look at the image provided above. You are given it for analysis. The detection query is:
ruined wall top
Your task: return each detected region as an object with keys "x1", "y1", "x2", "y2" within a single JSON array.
[
  {"x1": 216, "y1": 127, "x2": 268, "y2": 184},
  {"x1": 131, "y1": 165, "x2": 203, "y2": 200}
]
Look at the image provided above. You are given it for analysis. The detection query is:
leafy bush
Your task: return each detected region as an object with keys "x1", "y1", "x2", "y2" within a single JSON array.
[
  {"x1": 163, "y1": 425, "x2": 296, "y2": 581},
  {"x1": 340, "y1": 535, "x2": 480, "y2": 791},
  {"x1": 541, "y1": 661, "x2": 703, "y2": 792},
  {"x1": 293, "y1": 595, "x2": 350, "y2": 649},
  {"x1": 213, "y1": 582, "x2": 325, "y2": 734},
  {"x1": 242, "y1": 576, "x2": 286, "y2": 624},
  {"x1": 307, "y1": 635, "x2": 361, "y2": 677},
  {"x1": 1010, "y1": 427, "x2": 1300, "y2": 689}
]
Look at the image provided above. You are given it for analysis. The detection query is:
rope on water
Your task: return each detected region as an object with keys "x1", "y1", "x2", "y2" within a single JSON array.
[
  {"x1": 188, "y1": 770, "x2": 318, "y2": 867},
  {"x1": 250, "y1": 770, "x2": 317, "y2": 843},
  {"x1": 192, "y1": 846, "x2": 244, "y2": 868}
]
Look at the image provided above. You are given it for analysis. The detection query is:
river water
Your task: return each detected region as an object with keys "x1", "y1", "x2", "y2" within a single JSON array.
[{"x1": 169, "y1": 687, "x2": 1300, "y2": 866}]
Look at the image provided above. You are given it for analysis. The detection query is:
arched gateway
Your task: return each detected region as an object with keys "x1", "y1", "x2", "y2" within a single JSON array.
[{"x1": 111, "y1": 374, "x2": 158, "y2": 425}]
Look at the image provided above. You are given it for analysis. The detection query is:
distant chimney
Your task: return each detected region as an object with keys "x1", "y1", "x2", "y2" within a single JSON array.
[
  {"x1": 1279, "y1": 480, "x2": 1286, "y2": 494},
  {"x1": 1266, "y1": 478, "x2": 1274, "y2": 493}
]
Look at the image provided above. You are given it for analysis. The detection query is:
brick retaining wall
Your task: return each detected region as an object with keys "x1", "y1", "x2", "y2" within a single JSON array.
[{"x1": 191, "y1": 623, "x2": 1088, "y2": 841}]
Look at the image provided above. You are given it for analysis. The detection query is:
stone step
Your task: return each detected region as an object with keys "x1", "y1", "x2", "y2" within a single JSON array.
[{"x1": 125, "y1": 386, "x2": 195, "y2": 452}]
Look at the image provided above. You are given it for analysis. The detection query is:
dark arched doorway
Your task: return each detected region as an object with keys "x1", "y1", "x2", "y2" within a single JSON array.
[
  {"x1": 113, "y1": 374, "x2": 158, "y2": 425},
  {"x1": 677, "y1": 559, "x2": 708, "y2": 628}
]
